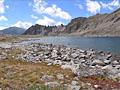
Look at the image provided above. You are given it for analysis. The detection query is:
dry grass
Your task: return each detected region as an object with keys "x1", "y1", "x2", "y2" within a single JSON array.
[
  {"x1": 0, "y1": 36, "x2": 19, "y2": 42},
  {"x1": 0, "y1": 35, "x2": 46, "y2": 43},
  {"x1": 80, "y1": 76, "x2": 120, "y2": 90},
  {"x1": 0, "y1": 59, "x2": 75, "y2": 90}
]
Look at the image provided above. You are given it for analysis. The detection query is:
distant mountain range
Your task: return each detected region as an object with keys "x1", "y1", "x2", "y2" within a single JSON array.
[
  {"x1": 23, "y1": 8, "x2": 120, "y2": 36},
  {"x1": 0, "y1": 27, "x2": 26, "y2": 35}
]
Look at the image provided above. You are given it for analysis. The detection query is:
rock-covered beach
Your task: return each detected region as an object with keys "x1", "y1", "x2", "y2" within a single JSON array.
[
  {"x1": 18, "y1": 43, "x2": 120, "y2": 79},
  {"x1": 0, "y1": 39, "x2": 120, "y2": 90}
]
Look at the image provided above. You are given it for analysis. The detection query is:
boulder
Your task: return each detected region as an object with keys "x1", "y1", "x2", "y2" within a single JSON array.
[
  {"x1": 71, "y1": 53, "x2": 78, "y2": 59},
  {"x1": 112, "y1": 61, "x2": 119, "y2": 65},
  {"x1": 92, "y1": 59, "x2": 105, "y2": 66},
  {"x1": 102, "y1": 65, "x2": 113, "y2": 70},
  {"x1": 61, "y1": 64, "x2": 71, "y2": 69},
  {"x1": 104, "y1": 59, "x2": 111, "y2": 64}
]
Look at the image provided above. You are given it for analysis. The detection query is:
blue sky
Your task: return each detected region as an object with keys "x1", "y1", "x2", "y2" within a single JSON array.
[{"x1": 0, "y1": 0, "x2": 120, "y2": 30}]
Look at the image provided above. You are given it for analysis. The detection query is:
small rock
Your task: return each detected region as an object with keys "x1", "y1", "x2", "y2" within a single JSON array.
[
  {"x1": 94, "y1": 85, "x2": 102, "y2": 89},
  {"x1": 79, "y1": 54, "x2": 86, "y2": 58},
  {"x1": 45, "y1": 81, "x2": 60, "y2": 88},
  {"x1": 53, "y1": 60, "x2": 62, "y2": 65},
  {"x1": 61, "y1": 65, "x2": 71, "y2": 69},
  {"x1": 74, "y1": 77, "x2": 79, "y2": 81},
  {"x1": 71, "y1": 81, "x2": 78, "y2": 85},
  {"x1": 80, "y1": 59, "x2": 86, "y2": 63},
  {"x1": 47, "y1": 63, "x2": 52, "y2": 66},
  {"x1": 106, "y1": 54, "x2": 112, "y2": 60},
  {"x1": 44, "y1": 51, "x2": 50, "y2": 56},
  {"x1": 41, "y1": 75, "x2": 54, "y2": 82},
  {"x1": 68, "y1": 84, "x2": 81, "y2": 90},
  {"x1": 56, "y1": 74, "x2": 64, "y2": 80}
]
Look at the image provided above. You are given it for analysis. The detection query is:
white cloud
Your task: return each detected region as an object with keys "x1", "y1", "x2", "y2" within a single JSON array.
[
  {"x1": 0, "y1": 15, "x2": 8, "y2": 21},
  {"x1": 12, "y1": 21, "x2": 32, "y2": 29},
  {"x1": 31, "y1": 14, "x2": 38, "y2": 19},
  {"x1": 33, "y1": 0, "x2": 72, "y2": 20},
  {"x1": 0, "y1": 26, "x2": 7, "y2": 30},
  {"x1": 86, "y1": 0, "x2": 101, "y2": 14},
  {"x1": 100, "y1": 0, "x2": 120, "y2": 10},
  {"x1": 36, "y1": 16, "x2": 63, "y2": 26},
  {"x1": 0, "y1": 0, "x2": 5, "y2": 14}
]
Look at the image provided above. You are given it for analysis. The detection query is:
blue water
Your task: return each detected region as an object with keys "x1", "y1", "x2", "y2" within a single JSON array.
[{"x1": 20, "y1": 36, "x2": 120, "y2": 54}]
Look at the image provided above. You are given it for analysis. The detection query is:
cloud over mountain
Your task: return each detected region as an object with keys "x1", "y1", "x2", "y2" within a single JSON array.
[{"x1": 33, "y1": 0, "x2": 72, "y2": 20}]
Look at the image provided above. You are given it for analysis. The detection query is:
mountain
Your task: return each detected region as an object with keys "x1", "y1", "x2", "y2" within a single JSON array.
[
  {"x1": 23, "y1": 24, "x2": 65, "y2": 36},
  {"x1": 0, "y1": 27, "x2": 26, "y2": 35},
  {"x1": 68, "y1": 8, "x2": 120, "y2": 36},
  {"x1": 23, "y1": 8, "x2": 120, "y2": 36}
]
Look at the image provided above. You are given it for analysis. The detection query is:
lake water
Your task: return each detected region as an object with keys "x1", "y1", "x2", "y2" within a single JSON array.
[{"x1": 20, "y1": 36, "x2": 120, "y2": 54}]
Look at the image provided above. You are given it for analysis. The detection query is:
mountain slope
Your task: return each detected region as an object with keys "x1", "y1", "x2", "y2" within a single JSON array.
[
  {"x1": 0, "y1": 27, "x2": 26, "y2": 35},
  {"x1": 23, "y1": 24, "x2": 65, "y2": 36},
  {"x1": 23, "y1": 8, "x2": 120, "y2": 36}
]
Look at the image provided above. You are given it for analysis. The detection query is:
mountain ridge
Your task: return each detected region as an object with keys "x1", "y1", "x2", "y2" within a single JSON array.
[
  {"x1": 23, "y1": 8, "x2": 120, "y2": 36},
  {"x1": 0, "y1": 27, "x2": 26, "y2": 35}
]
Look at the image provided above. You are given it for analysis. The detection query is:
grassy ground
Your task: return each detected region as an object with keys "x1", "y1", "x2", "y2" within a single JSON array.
[
  {"x1": 0, "y1": 59, "x2": 74, "y2": 90},
  {"x1": 0, "y1": 35, "x2": 24, "y2": 42}
]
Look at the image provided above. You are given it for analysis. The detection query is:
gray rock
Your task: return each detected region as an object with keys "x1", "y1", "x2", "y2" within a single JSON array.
[
  {"x1": 75, "y1": 67, "x2": 105, "y2": 77},
  {"x1": 45, "y1": 81, "x2": 60, "y2": 88},
  {"x1": 112, "y1": 61, "x2": 119, "y2": 65},
  {"x1": 67, "y1": 84, "x2": 81, "y2": 90},
  {"x1": 102, "y1": 65, "x2": 113, "y2": 70},
  {"x1": 79, "y1": 54, "x2": 86, "y2": 58},
  {"x1": 106, "y1": 54, "x2": 112, "y2": 60},
  {"x1": 71, "y1": 81, "x2": 78, "y2": 85},
  {"x1": 116, "y1": 73, "x2": 120, "y2": 78},
  {"x1": 53, "y1": 60, "x2": 62, "y2": 65},
  {"x1": 71, "y1": 53, "x2": 78, "y2": 59},
  {"x1": 56, "y1": 74, "x2": 64, "y2": 80},
  {"x1": 92, "y1": 59, "x2": 105, "y2": 66},
  {"x1": 41, "y1": 75, "x2": 54, "y2": 82},
  {"x1": 104, "y1": 59, "x2": 111, "y2": 64},
  {"x1": 80, "y1": 59, "x2": 86, "y2": 63},
  {"x1": 61, "y1": 64, "x2": 71, "y2": 69},
  {"x1": 44, "y1": 51, "x2": 50, "y2": 56},
  {"x1": 115, "y1": 65, "x2": 120, "y2": 69},
  {"x1": 47, "y1": 63, "x2": 52, "y2": 66}
]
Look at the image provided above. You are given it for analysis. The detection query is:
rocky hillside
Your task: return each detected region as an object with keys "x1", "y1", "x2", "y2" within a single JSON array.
[
  {"x1": 23, "y1": 24, "x2": 65, "y2": 36},
  {"x1": 0, "y1": 27, "x2": 26, "y2": 35},
  {"x1": 23, "y1": 8, "x2": 120, "y2": 36}
]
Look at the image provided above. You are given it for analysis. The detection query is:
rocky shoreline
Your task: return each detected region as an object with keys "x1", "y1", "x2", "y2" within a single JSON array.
[
  {"x1": 15, "y1": 43, "x2": 120, "y2": 80},
  {"x1": 0, "y1": 42, "x2": 120, "y2": 89}
]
